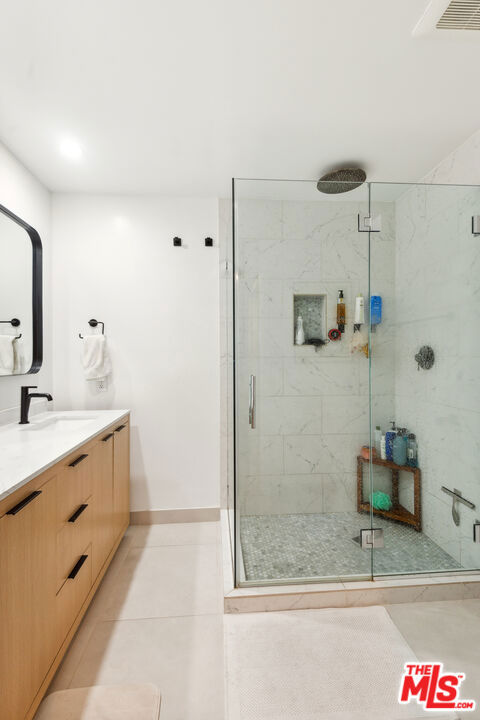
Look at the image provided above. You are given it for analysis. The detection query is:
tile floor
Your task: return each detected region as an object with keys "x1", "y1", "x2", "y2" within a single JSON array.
[
  {"x1": 240, "y1": 512, "x2": 462, "y2": 581},
  {"x1": 45, "y1": 522, "x2": 226, "y2": 720},
  {"x1": 43, "y1": 521, "x2": 480, "y2": 720}
]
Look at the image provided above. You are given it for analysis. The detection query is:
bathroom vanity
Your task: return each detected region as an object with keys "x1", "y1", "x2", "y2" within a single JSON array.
[{"x1": 0, "y1": 409, "x2": 130, "y2": 720}]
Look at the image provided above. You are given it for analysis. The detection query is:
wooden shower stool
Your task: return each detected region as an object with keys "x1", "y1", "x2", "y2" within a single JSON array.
[{"x1": 357, "y1": 455, "x2": 422, "y2": 532}]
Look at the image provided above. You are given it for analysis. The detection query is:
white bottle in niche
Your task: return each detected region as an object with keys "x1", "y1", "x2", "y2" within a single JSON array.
[{"x1": 295, "y1": 315, "x2": 305, "y2": 345}]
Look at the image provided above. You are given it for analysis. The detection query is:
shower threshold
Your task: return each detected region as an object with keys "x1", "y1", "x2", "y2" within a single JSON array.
[{"x1": 221, "y1": 510, "x2": 480, "y2": 613}]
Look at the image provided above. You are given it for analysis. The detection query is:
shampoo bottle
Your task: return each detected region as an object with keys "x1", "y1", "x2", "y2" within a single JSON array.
[
  {"x1": 374, "y1": 425, "x2": 382, "y2": 455},
  {"x1": 385, "y1": 421, "x2": 396, "y2": 461},
  {"x1": 407, "y1": 433, "x2": 417, "y2": 467},
  {"x1": 354, "y1": 294, "x2": 365, "y2": 325},
  {"x1": 370, "y1": 295, "x2": 382, "y2": 331},
  {"x1": 295, "y1": 315, "x2": 305, "y2": 346},
  {"x1": 393, "y1": 428, "x2": 407, "y2": 466},
  {"x1": 380, "y1": 435, "x2": 387, "y2": 460}
]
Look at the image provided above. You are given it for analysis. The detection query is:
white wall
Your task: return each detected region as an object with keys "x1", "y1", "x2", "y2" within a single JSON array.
[
  {"x1": 51, "y1": 195, "x2": 220, "y2": 513},
  {"x1": 0, "y1": 141, "x2": 51, "y2": 409}
]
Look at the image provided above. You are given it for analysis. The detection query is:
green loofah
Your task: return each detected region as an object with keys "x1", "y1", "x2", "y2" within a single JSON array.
[{"x1": 370, "y1": 491, "x2": 393, "y2": 511}]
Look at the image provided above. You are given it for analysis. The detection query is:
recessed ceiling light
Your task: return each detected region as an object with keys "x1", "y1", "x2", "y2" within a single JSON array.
[
  {"x1": 113, "y1": 215, "x2": 129, "y2": 231},
  {"x1": 59, "y1": 136, "x2": 83, "y2": 161}
]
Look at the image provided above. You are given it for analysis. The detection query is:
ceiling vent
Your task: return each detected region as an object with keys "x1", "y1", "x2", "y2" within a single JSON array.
[{"x1": 436, "y1": 0, "x2": 480, "y2": 29}]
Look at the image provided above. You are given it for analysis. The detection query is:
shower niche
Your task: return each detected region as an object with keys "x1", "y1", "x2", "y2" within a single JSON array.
[{"x1": 293, "y1": 293, "x2": 326, "y2": 346}]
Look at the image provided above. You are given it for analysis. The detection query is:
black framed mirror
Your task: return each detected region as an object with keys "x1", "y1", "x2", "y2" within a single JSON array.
[{"x1": 0, "y1": 203, "x2": 42, "y2": 375}]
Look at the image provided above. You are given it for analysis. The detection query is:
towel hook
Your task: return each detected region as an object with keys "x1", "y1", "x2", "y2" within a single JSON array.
[{"x1": 79, "y1": 318, "x2": 105, "y2": 339}]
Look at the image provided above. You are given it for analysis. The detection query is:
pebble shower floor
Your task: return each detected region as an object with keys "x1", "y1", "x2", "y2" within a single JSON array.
[{"x1": 240, "y1": 512, "x2": 462, "y2": 582}]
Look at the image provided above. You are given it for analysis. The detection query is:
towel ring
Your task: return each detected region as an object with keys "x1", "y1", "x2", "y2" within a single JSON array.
[
  {"x1": 0, "y1": 319, "x2": 21, "y2": 340},
  {"x1": 79, "y1": 318, "x2": 105, "y2": 339}
]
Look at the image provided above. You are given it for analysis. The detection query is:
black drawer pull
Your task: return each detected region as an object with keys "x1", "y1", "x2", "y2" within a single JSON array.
[
  {"x1": 68, "y1": 554, "x2": 88, "y2": 579},
  {"x1": 69, "y1": 453, "x2": 88, "y2": 468},
  {"x1": 6, "y1": 490, "x2": 42, "y2": 516},
  {"x1": 102, "y1": 433, "x2": 114, "y2": 442},
  {"x1": 115, "y1": 424, "x2": 126, "y2": 433},
  {"x1": 68, "y1": 503, "x2": 88, "y2": 523}
]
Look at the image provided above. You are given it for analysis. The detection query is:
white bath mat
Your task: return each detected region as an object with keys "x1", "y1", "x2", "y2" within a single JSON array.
[
  {"x1": 36, "y1": 684, "x2": 161, "y2": 720},
  {"x1": 225, "y1": 606, "x2": 455, "y2": 720}
]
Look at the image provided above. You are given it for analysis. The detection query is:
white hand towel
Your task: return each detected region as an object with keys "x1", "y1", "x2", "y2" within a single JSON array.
[
  {"x1": 0, "y1": 334, "x2": 15, "y2": 375},
  {"x1": 13, "y1": 336, "x2": 26, "y2": 374},
  {"x1": 81, "y1": 335, "x2": 112, "y2": 380}
]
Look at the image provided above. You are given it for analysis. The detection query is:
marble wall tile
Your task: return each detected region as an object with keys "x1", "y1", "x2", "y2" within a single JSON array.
[
  {"x1": 237, "y1": 357, "x2": 284, "y2": 397},
  {"x1": 320, "y1": 232, "x2": 369, "y2": 282},
  {"x1": 322, "y1": 395, "x2": 369, "y2": 435},
  {"x1": 422, "y1": 490, "x2": 462, "y2": 563},
  {"x1": 237, "y1": 435, "x2": 284, "y2": 477},
  {"x1": 284, "y1": 357, "x2": 360, "y2": 397},
  {"x1": 258, "y1": 396, "x2": 322, "y2": 436},
  {"x1": 236, "y1": 276, "x2": 284, "y2": 319},
  {"x1": 236, "y1": 237, "x2": 286, "y2": 280},
  {"x1": 235, "y1": 198, "x2": 283, "y2": 240},
  {"x1": 323, "y1": 473, "x2": 357, "y2": 512},
  {"x1": 239, "y1": 474, "x2": 324, "y2": 515},
  {"x1": 284, "y1": 434, "x2": 366, "y2": 475},
  {"x1": 282, "y1": 199, "x2": 367, "y2": 240},
  {"x1": 460, "y1": 529, "x2": 480, "y2": 570}
]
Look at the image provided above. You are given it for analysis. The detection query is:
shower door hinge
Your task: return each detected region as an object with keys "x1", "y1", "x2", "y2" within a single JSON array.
[
  {"x1": 359, "y1": 528, "x2": 384, "y2": 549},
  {"x1": 358, "y1": 214, "x2": 381, "y2": 233},
  {"x1": 474, "y1": 520, "x2": 480, "y2": 543}
]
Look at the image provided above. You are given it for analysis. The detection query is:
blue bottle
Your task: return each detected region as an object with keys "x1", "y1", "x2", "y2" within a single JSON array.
[
  {"x1": 385, "y1": 421, "x2": 396, "y2": 461},
  {"x1": 370, "y1": 295, "x2": 382, "y2": 328},
  {"x1": 393, "y1": 428, "x2": 407, "y2": 466}
]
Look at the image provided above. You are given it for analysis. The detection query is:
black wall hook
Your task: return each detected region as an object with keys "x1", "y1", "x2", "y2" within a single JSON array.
[
  {"x1": 173, "y1": 236, "x2": 182, "y2": 247},
  {"x1": 205, "y1": 237, "x2": 213, "y2": 247},
  {"x1": 79, "y1": 318, "x2": 105, "y2": 339}
]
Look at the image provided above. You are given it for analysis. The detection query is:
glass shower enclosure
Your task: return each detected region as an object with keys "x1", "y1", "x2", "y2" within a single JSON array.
[{"x1": 229, "y1": 177, "x2": 480, "y2": 587}]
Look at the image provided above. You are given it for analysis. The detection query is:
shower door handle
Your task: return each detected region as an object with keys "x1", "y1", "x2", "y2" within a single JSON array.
[{"x1": 248, "y1": 374, "x2": 256, "y2": 429}]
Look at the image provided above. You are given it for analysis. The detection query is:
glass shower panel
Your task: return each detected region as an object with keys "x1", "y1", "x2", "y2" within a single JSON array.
[
  {"x1": 370, "y1": 182, "x2": 480, "y2": 577},
  {"x1": 233, "y1": 178, "x2": 374, "y2": 586}
]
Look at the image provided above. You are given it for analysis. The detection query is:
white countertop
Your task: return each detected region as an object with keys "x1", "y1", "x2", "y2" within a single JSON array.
[{"x1": 0, "y1": 409, "x2": 129, "y2": 503}]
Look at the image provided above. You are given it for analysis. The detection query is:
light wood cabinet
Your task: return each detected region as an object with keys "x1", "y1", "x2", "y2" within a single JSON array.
[
  {"x1": 91, "y1": 432, "x2": 114, "y2": 580},
  {"x1": 0, "y1": 475, "x2": 58, "y2": 720},
  {"x1": 0, "y1": 413, "x2": 130, "y2": 720},
  {"x1": 113, "y1": 422, "x2": 130, "y2": 540}
]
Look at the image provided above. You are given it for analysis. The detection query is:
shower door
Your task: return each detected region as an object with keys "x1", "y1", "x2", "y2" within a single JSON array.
[
  {"x1": 233, "y1": 178, "x2": 375, "y2": 586},
  {"x1": 369, "y1": 181, "x2": 480, "y2": 578}
]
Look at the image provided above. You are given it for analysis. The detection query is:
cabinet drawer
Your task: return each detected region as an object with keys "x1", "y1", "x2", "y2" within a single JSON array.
[
  {"x1": 91, "y1": 435, "x2": 115, "y2": 581},
  {"x1": 0, "y1": 477, "x2": 57, "y2": 720},
  {"x1": 56, "y1": 496, "x2": 93, "y2": 592},
  {"x1": 57, "y1": 451, "x2": 93, "y2": 525},
  {"x1": 113, "y1": 420, "x2": 130, "y2": 539},
  {"x1": 56, "y1": 544, "x2": 93, "y2": 645}
]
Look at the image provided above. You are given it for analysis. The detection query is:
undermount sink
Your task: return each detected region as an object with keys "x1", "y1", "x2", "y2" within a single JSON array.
[{"x1": 20, "y1": 414, "x2": 98, "y2": 432}]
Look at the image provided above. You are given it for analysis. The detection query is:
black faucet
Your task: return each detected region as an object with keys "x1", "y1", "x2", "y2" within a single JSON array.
[{"x1": 19, "y1": 386, "x2": 53, "y2": 424}]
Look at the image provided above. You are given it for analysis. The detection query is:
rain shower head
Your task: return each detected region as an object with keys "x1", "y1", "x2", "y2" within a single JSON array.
[{"x1": 317, "y1": 167, "x2": 366, "y2": 194}]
